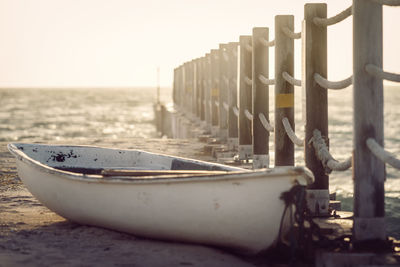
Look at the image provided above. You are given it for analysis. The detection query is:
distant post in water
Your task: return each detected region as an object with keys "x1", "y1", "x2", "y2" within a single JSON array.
[
  {"x1": 210, "y1": 49, "x2": 220, "y2": 136},
  {"x1": 353, "y1": 0, "x2": 386, "y2": 244},
  {"x1": 238, "y1": 36, "x2": 253, "y2": 159},
  {"x1": 218, "y1": 44, "x2": 229, "y2": 142},
  {"x1": 227, "y1": 42, "x2": 239, "y2": 150},
  {"x1": 275, "y1": 15, "x2": 294, "y2": 166},
  {"x1": 252, "y1": 27, "x2": 270, "y2": 169}
]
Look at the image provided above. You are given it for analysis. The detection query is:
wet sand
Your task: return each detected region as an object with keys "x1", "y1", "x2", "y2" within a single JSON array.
[{"x1": 0, "y1": 139, "x2": 266, "y2": 267}]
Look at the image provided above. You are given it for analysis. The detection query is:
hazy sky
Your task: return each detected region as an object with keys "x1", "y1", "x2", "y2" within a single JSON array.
[{"x1": 0, "y1": 0, "x2": 399, "y2": 87}]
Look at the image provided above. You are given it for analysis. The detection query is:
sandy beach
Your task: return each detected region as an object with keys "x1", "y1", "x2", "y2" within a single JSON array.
[{"x1": 0, "y1": 139, "x2": 270, "y2": 267}]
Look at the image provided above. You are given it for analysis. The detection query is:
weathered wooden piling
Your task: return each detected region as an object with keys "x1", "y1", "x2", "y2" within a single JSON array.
[
  {"x1": 353, "y1": 0, "x2": 386, "y2": 244},
  {"x1": 303, "y1": 5, "x2": 328, "y2": 183},
  {"x1": 303, "y1": 4, "x2": 328, "y2": 215},
  {"x1": 252, "y1": 27, "x2": 270, "y2": 168},
  {"x1": 275, "y1": 15, "x2": 294, "y2": 166},
  {"x1": 204, "y1": 53, "x2": 212, "y2": 132},
  {"x1": 219, "y1": 44, "x2": 229, "y2": 142},
  {"x1": 210, "y1": 49, "x2": 220, "y2": 136},
  {"x1": 227, "y1": 42, "x2": 239, "y2": 150},
  {"x1": 238, "y1": 36, "x2": 253, "y2": 159},
  {"x1": 199, "y1": 57, "x2": 206, "y2": 122}
]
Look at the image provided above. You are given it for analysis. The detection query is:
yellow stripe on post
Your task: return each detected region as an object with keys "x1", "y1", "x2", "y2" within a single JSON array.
[
  {"x1": 211, "y1": 88, "x2": 219, "y2": 97},
  {"x1": 276, "y1": 93, "x2": 294, "y2": 108}
]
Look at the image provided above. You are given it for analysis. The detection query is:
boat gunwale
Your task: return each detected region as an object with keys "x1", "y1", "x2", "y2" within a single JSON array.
[{"x1": 8, "y1": 143, "x2": 314, "y2": 185}]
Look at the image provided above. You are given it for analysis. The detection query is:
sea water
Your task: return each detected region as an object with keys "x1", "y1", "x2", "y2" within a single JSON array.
[{"x1": 0, "y1": 86, "x2": 399, "y2": 238}]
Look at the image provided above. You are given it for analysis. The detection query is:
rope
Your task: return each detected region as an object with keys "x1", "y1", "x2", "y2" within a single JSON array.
[
  {"x1": 244, "y1": 109, "x2": 253, "y2": 121},
  {"x1": 245, "y1": 44, "x2": 253, "y2": 52},
  {"x1": 282, "y1": 72, "x2": 302, "y2": 86},
  {"x1": 314, "y1": 73, "x2": 353, "y2": 90},
  {"x1": 310, "y1": 129, "x2": 352, "y2": 173},
  {"x1": 282, "y1": 26, "x2": 302, "y2": 39},
  {"x1": 233, "y1": 106, "x2": 239, "y2": 117},
  {"x1": 258, "y1": 113, "x2": 274, "y2": 132},
  {"x1": 244, "y1": 76, "x2": 253, "y2": 86},
  {"x1": 223, "y1": 102, "x2": 229, "y2": 111},
  {"x1": 313, "y1": 6, "x2": 352, "y2": 27},
  {"x1": 372, "y1": 0, "x2": 400, "y2": 5},
  {"x1": 282, "y1": 117, "x2": 304, "y2": 147},
  {"x1": 365, "y1": 64, "x2": 400, "y2": 83},
  {"x1": 366, "y1": 138, "x2": 400, "y2": 169},
  {"x1": 258, "y1": 74, "x2": 275, "y2": 85},
  {"x1": 259, "y1": 38, "x2": 275, "y2": 47}
]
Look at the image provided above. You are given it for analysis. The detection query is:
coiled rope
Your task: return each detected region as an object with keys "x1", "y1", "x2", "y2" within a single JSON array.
[
  {"x1": 282, "y1": 72, "x2": 302, "y2": 86},
  {"x1": 282, "y1": 117, "x2": 304, "y2": 146},
  {"x1": 244, "y1": 109, "x2": 253, "y2": 121},
  {"x1": 258, "y1": 74, "x2": 275, "y2": 85},
  {"x1": 259, "y1": 113, "x2": 274, "y2": 132},
  {"x1": 366, "y1": 138, "x2": 400, "y2": 169},
  {"x1": 259, "y1": 38, "x2": 275, "y2": 47},
  {"x1": 310, "y1": 129, "x2": 352, "y2": 173},
  {"x1": 365, "y1": 64, "x2": 400, "y2": 83},
  {"x1": 282, "y1": 26, "x2": 302, "y2": 39},
  {"x1": 314, "y1": 73, "x2": 353, "y2": 90},
  {"x1": 313, "y1": 6, "x2": 352, "y2": 27}
]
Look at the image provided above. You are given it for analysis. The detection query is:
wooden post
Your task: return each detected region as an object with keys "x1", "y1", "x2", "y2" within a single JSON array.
[
  {"x1": 227, "y1": 42, "x2": 239, "y2": 150},
  {"x1": 219, "y1": 44, "x2": 229, "y2": 142},
  {"x1": 303, "y1": 4, "x2": 329, "y2": 216},
  {"x1": 275, "y1": 15, "x2": 294, "y2": 166},
  {"x1": 252, "y1": 27, "x2": 270, "y2": 169},
  {"x1": 353, "y1": 0, "x2": 386, "y2": 244},
  {"x1": 210, "y1": 49, "x2": 220, "y2": 136},
  {"x1": 195, "y1": 58, "x2": 202, "y2": 120},
  {"x1": 204, "y1": 53, "x2": 212, "y2": 132},
  {"x1": 192, "y1": 59, "x2": 197, "y2": 120},
  {"x1": 238, "y1": 36, "x2": 253, "y2": 159},
  {"x1": 199, "y1": 57, "x2": 205, "y2": 122}
]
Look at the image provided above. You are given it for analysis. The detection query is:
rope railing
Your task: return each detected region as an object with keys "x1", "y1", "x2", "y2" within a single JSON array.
[
  {"x1": 245, "y1": 44, "x2": 253, "y2": 52},
  {"x1": 223, "y1": 102, "x2": 229, "y2": 111},
  {"x1": 314, "y1": 73, "x2": 353, "y2": 89},
  {"x1": 244, "y1": 76, "x2": 253, "y2": 86},
  {"x1": 258, "y1": 74, "x2": 275, "y2": 85},
  {"x1": 282, "y1": 117, "x2": 304, "y2": 147},
  {"x1": 372, "y1": 0, "x2": 400, "y2": 6},
  {"x1": 366, "y1": 138, "x2": 400, "y2": 169},
  {"x1": 365, "y1": 64, "x2": 400, "y2": 83},
  {"x1": 233, "y1": 106, "x2": 239, "y2": 117},
  {"x1": 313, "y1": 6, "x2": 352, "y2": 27},
  {"x1": 258, "y1": 113, "x2": 274, "y2": 132},
  {"x1": 244, "y1": 109, "x2": 253, "y2": 121},
  {"x1": 282, "y1": 26, "x2": 302, "y2": 39},
  {"x1": 282, "y1": 71, "x2": 302, "y2": 86},
  {"x1": 310, "y1": 129, "x2": 352, "y2": 173},
  {"x1": 259, "y1": 37, "x2": 275, "y2": 47}
]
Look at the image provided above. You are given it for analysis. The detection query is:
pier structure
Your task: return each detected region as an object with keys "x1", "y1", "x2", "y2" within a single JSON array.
[{"x1": 155, "y1": 0, "x2": 400, "y2": 266}]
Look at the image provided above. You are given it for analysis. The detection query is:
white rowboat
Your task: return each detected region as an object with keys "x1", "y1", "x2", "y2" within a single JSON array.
[{"x1": 8, "y1": 143, "x2": 314, "y2": 254}]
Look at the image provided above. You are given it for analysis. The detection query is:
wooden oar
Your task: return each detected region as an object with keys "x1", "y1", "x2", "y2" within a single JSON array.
[{"x1": 101, "y1": 169, "x2": 229, "y2": 177}]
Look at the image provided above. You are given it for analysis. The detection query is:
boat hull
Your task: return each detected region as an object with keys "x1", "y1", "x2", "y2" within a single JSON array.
[{"x1": 9, "y1": 143, "x2": 313, "y2": 254}]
